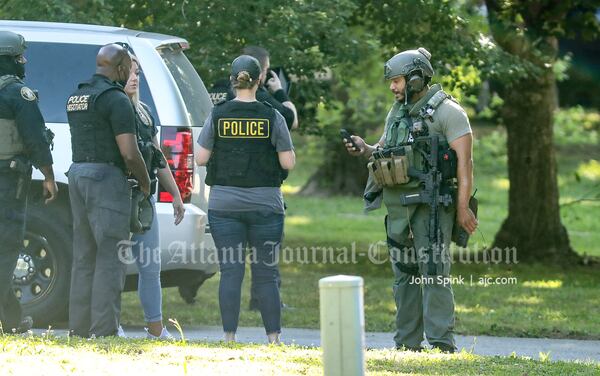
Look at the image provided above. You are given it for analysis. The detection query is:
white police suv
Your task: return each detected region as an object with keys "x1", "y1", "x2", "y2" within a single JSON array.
[{"x1": 0, "y1": 20, "x2": 217, "y2": 326}]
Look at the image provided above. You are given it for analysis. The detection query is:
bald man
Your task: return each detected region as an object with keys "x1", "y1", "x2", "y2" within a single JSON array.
[{"x1": 66, "y1": 43, "x2": 150, "y2": 338}]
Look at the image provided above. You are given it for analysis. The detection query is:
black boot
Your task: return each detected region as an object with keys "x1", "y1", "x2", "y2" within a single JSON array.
[
  {"x1": 430, "y1": 342, "x2": 457, "y2": 353},
  {"x1": 5, "y1": 316, "x2": 33, "y2": 334},
  {"x1": 396, "y1": 344, "x2": 424, "y2": 352}
]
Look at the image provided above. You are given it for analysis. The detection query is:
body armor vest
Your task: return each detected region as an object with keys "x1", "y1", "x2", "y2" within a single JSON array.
[
  {"x1": 66, "y1": 75, "x2": 127, "y2": 169},
  {"x1": 0, "y1": 75, "x2": 25, "y2": 160},
  {"x1": 206, "y1": 100, "x2": 284, "y2": 188},
  {"x1": 384, "y1": 85, "x2": 453, "y2": 170}
]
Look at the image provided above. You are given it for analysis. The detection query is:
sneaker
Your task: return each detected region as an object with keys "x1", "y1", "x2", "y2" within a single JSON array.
[
  {"x1": 223, "y1": 332, "x2": 236, "y2": 343},
  {"x1": 117, "y1": 325, "x2": 127, "y2": 338},
  {"x1": 145, "y1": 327, "x2": 175, "y2": 340}
]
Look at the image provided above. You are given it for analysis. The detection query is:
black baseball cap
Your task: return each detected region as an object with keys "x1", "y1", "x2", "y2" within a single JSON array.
[{"x1": 231, "y1": 55, "x2": 261, "y2": 81}]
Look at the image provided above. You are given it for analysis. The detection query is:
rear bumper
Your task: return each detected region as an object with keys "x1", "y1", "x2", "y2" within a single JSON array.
[{"x1": 125, "y1": 202, "x2": 218, "y2": 275}]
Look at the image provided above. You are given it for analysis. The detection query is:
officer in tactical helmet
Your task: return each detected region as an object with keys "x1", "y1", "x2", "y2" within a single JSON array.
[
  {"x1": 0, "y1": 31, "x2": 58, "y2": 333},
  {"x1": 344, "y1": 47, "x2": 477, "y2": 352},
  {"x1": 196, "y1": 54, "x2": 295, "y2": 344},
  {"x1": 66, "y1": 43, "x2": 150, "y2": 338}
]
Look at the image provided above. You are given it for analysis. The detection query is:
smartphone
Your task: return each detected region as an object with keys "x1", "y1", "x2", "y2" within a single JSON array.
[{"x1": 340, "y1": 129, "x2": 359, "y2": 151}]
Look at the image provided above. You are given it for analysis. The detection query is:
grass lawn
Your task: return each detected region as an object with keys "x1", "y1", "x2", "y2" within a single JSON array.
[
  {"x1": 122, "y1": 124, "x2": 600, "y2": 340},
  {"x1": 1, "y1": 336, "x2": 598, "y2": 375}
]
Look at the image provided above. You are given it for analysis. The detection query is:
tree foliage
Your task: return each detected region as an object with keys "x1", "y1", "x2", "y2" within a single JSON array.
[
  {"x1": 0, "y1": 0, "x2": 114, "y2": 25},
  {"x1": 110, "y1": 0, "x2": 366, "y2": 132}
]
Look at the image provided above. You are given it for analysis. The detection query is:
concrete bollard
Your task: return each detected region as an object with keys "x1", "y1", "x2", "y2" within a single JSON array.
[{"x1": 319, "y1": 275, "x2": 365, "y2": 376}]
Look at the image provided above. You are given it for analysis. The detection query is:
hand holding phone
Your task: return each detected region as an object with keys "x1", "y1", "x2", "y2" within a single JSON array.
[{"x1": 340, "y1": 128, "x2": 359, "y2": 151}]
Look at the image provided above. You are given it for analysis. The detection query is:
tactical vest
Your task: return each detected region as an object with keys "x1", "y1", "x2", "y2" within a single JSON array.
[
  {"x1": 134, "y1": 102, "x2": 162, "y2": 193},
  {"x1": 0, "y1": 75, "x2": 25, "y2": 160},
  {"x1": 66, "y1": 75, "x2": 127, "y2": 169},
  {"x1": 208, "y1": 78, "x2": 234, "y2": 105},
  {"x1": 384, "y1": 84, "x2": 453, "y2": 171},
  {"x1": 205, "y1": 100, "x2": 284, "y2": 188}
]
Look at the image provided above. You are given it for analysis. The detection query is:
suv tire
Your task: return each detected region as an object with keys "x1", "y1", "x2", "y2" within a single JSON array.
[{"x1": 16, "y1": 204, "x2": 72, "y2": 327}]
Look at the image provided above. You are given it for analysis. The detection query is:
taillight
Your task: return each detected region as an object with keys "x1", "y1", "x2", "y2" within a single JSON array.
[{"x1": 159, "y1": 127, "x2": 194, "y2": 203}]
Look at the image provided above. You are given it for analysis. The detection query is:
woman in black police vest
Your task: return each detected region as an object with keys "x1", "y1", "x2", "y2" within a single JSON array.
[{"x1": 196, "y1": 55, "x2": 295, "y2": 344}]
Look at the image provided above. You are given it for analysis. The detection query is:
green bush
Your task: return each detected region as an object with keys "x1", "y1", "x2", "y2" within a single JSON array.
[
  {"x1": 474, "y1": 129, "x2": 507, "y2": 170},
  {"x1": 554, "y1": 106, "x2": 600, "y2": 145}
]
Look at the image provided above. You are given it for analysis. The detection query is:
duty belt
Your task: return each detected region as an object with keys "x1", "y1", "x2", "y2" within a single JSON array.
[
  {"x1": 73, "y1": 157, "x2": 120, "y2": 166},
  {"x1": 73, "y1": 158, "x2": 125, "y2": 173}
]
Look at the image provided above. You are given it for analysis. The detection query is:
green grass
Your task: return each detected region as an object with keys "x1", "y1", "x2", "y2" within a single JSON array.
[{"x1": 1, "y1": 335, "x2": 598, "y2": 375}]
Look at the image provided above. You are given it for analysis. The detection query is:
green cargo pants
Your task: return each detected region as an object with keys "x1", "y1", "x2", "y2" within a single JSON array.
[{"x1": 383, "y1": 186, "x2": 456, "y2": 349}]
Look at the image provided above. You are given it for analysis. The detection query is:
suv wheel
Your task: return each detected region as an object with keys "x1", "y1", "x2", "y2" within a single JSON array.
[{"x1": 15, "y1": 204, "x2": 72, "y2": 326}]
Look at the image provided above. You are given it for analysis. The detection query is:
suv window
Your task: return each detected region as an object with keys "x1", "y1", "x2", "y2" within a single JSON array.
[
  {"x1": 24, "y1": 42, "x2": 156, "y2": 123},
  {"x1": 159, "y1": 47, "x2": 212, "y2": 127}
]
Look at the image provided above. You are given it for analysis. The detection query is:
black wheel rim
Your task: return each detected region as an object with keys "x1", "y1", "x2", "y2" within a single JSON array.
[{"x1": 12, "y1": 231, "x2": 58, "y2": 305}]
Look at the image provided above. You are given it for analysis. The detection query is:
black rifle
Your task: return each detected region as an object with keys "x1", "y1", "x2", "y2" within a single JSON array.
[
  {"x1": 398, "y1": 135, "x2": 452, "y2": 275},
  {"x1": 371, "y1": 144, "x2": 409, "y2": 160}
]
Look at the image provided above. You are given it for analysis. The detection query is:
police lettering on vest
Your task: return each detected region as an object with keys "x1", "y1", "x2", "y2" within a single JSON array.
[
  {"x1": 66, "y1": 95, "x2": 91, "y2": 112},
  {"x1": 208, "y1": 78, "x2": 234, "y2": 105},
  {"x1": 206, "y1": 100, "x2": 285, "y2": 188},
  {"x1": 66, "y1": 75, "x2": 127, "y2": 169},
  {"x1": 218, "y1": 118, "x2": 269, "y2": 138}
]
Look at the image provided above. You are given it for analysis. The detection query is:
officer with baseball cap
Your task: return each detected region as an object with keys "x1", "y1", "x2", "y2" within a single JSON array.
[{"x1": 196, "y1": 54, "x2": 295, "y2": 344}]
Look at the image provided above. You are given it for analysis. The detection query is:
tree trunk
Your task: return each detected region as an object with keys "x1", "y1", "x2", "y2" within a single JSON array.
[{"x1": 492, "y1": 69, "x2": 580, "y2": 264}]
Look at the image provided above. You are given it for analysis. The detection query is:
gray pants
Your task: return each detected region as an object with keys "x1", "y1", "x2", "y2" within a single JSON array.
[
  {"x1": 67, "y1": 163, "x2": 131, "y2": 337},
  {"x1": 384, "y1": 193, "x2": 456, "y2": 350}
]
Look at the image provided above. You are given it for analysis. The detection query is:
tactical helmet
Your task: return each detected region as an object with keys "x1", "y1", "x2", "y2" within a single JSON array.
[
  {"x1": 130, "y1": 189, "x2": 154, "y2": 234},
  {"x1": 0, "y1": 31, "x2": 26, "y2": 56},
  {"x1": 384, "y1": 47, "x2": 434, "y2": 80},
  {"x1": 231, "y1": 54, "x2": 261, "y2": 81}
]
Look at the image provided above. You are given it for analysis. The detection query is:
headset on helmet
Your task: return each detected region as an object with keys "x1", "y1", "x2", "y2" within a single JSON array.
[
  {"x1": 384, "y1": 47, "x2": 434, "y2": 102},
  {"x1": 385, "y1": 47, "x2": 433, "y2": 87}
]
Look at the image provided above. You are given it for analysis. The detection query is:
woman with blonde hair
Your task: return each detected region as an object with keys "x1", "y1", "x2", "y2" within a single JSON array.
[{"x1": 123, "y1": 53, "x2": 185, "y2": 339}]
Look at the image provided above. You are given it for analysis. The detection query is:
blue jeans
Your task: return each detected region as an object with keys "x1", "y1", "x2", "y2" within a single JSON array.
[
  {"x1": 208, "y1": 209, "x2": 284, "y2": 334},
  {"x1": 131, "y1": 198, "x2": 162, "y2": 323}
]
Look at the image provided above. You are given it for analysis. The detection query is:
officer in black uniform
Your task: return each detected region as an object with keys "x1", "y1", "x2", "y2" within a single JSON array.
[
  {"x1": 208, "y1": 46, "x2": 298, "y2": 131},
  {"x1": 0, "y1": 31, "x2": 58, "y2": 333},
  {"x1": 66, "y1": 43, "x2": 150, "y2": 338}
]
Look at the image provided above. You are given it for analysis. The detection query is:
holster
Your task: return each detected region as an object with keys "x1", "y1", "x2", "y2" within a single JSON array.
[
  {"x1": 7, "y1": 156, "x2": 32, "y2": 200},
  {"x1": 130, "y1": 186, "x2": 154, "y2": 234}
]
